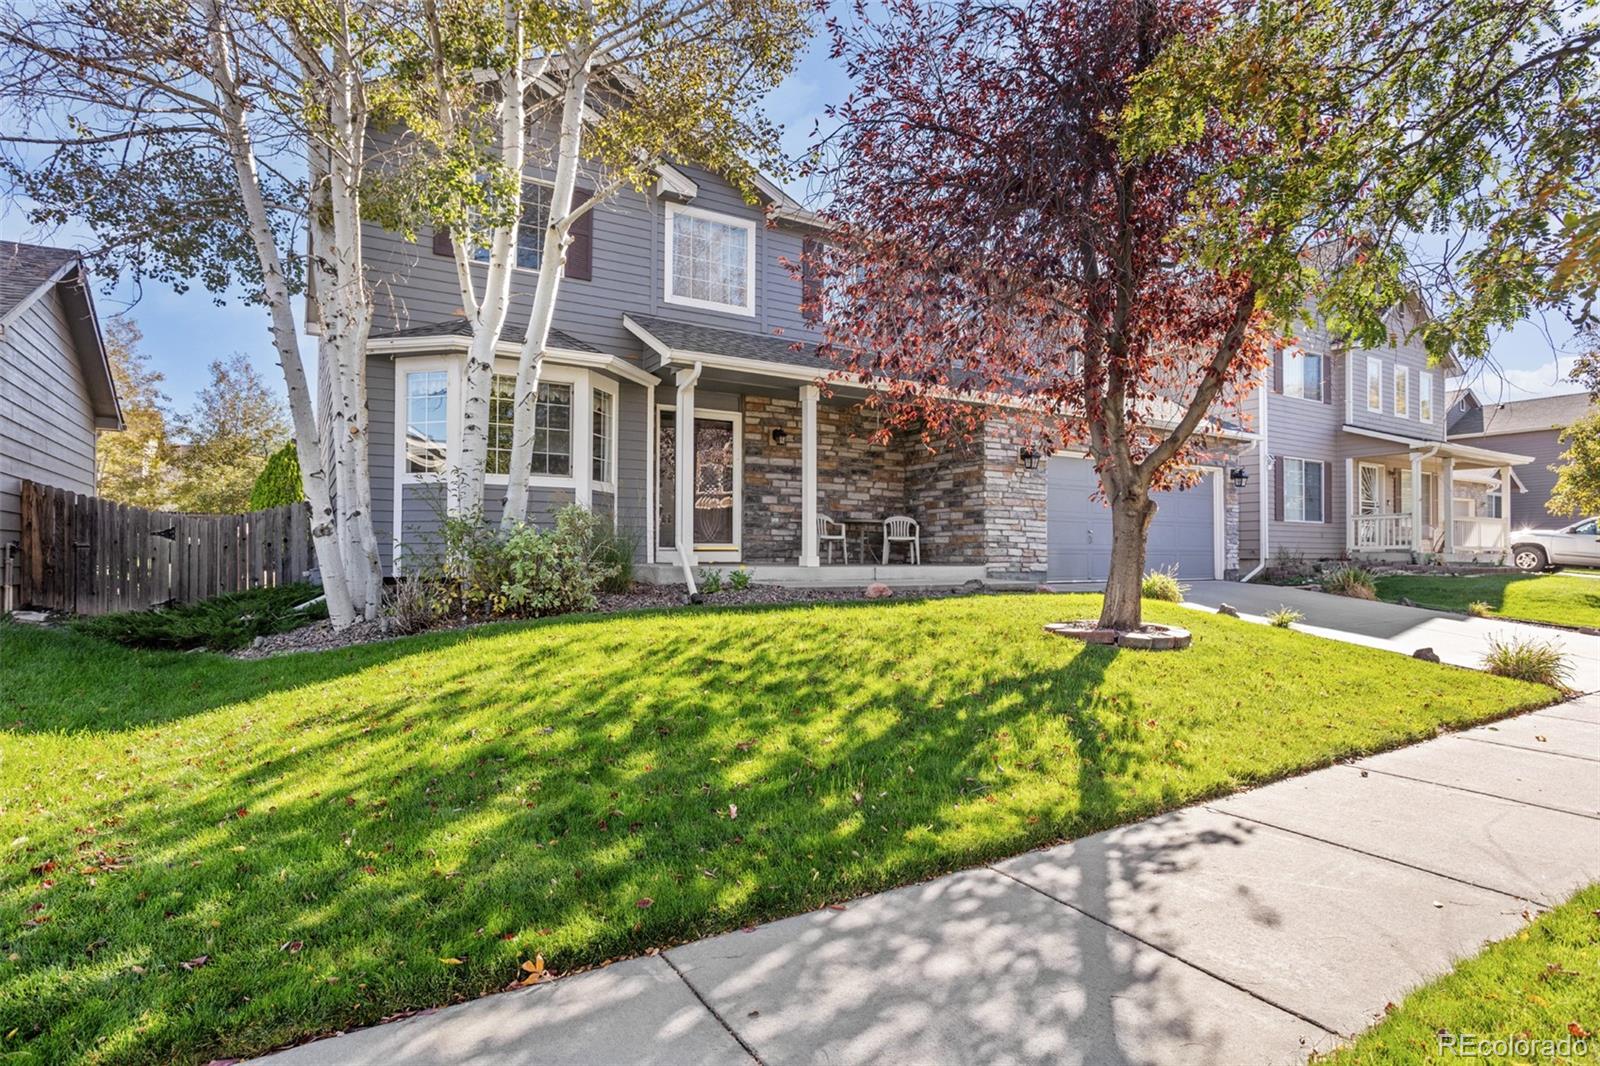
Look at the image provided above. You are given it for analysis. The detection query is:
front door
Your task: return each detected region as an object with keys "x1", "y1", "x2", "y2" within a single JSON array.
[{"x1": 657, "y1": 409, "x2": 740, "y2": 558}]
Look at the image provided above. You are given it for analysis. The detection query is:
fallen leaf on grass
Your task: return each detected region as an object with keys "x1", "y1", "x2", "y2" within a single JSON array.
[
  {"x1": 1571, "y1": 1023, "x2": 1592, "y2": 1038},
  {"x1": 516, "y1": 954, "x2": 547, "y2": 986},
  {"x1": 439, "y1": 957, "x2": 464, "y2": 966},
  {"x1": 281, "y1": 941, "x2": 303, "y2": 954},
  {"x1": 180, "y1": 955, "x2": 210, "y2": 970},
  {"x1": 635, "y1": 898, "x2": 654, "y2": 909}
]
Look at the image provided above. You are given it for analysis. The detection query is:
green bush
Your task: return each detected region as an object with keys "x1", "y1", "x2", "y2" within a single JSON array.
[
  {"x1": 1140, "y1": 567, "x2": 1188, "y2": 602},
  {"x1": 1482, "y1": 636, "x2": 1571, "y2": 689},
  {"x1": 248, "y1": 442, "x2": 305, "y2": 510},
  {"x1": 588, "y1": 520, "x2": 636, "y2": 594},
  {"x1": 699, "y1": 568, "x2": 724, "y2": 594},
  {"x1": 500, "y1": 506, "x2": 621, "y2": 617},
  {"x1": 729, "y1": 568, "x2": 752, "y2": 591},
  {"x1": 1322, "y1": 566, "x2": 1376, "y2": 599},
  {"x1": 69, "y1": 582, "x2": 327, "y2": 651}
]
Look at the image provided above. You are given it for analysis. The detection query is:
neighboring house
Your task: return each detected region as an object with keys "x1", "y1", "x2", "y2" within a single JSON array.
[
  {"x1": 1447, "y1": 389, "x2": 1595, "y2": 529},
  {"x1": 1235, "y1": 299, "x2": 1534, "y2": 572},
  {"x1": 0, "y1": 240, "x2": 122, "y2": 610},
  {"x1": 347, "y1": 149, "x2": 1250, "y2": 587}
]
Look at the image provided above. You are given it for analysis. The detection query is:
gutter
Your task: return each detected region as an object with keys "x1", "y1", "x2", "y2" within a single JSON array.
[{"x1": 673, "y1": 361, "x2": 703, "y2": 595}]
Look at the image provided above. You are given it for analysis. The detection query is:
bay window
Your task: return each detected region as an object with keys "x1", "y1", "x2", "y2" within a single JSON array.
[
  {"x1": 485, "y1": 375, "x2": 573, "y2": 478},
  {"x1": 592, "y1": 386, "x2": 614, "y2": 485},
  {"x1": 404, "y1": 370, "x2": 449, "y2": 474}
]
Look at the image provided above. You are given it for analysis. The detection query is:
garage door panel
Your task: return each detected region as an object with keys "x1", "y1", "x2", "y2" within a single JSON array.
[{"x1": 1046, "y1": 457, "x2": 1217, "y2": 583}]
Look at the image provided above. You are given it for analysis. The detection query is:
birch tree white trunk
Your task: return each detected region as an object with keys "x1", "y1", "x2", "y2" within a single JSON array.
[
  {"x1": 500, "y1": 62, "x2": 590, "y2": 530},
  {"x1": 205, "y1": 0, "x2": 358, "y2": 628}
]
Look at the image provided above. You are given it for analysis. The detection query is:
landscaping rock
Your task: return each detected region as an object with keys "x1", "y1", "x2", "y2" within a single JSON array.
[
  {"x1": 1398, "y1": 597, "x2": 1416, "y2": 607},
  {"x1": 1412, "y1": 647, "x2": 1441, "y2": 663},
  {"x1": 961, "y1": 579, "x2": 984, "y2": 593},
  {"x1": 1035, "y1": 583, "x2": 1056, "y2": 594},
  {"x1": 866, "y1": 582, "x2": 894, "y2": 599},
  {"x1": 1044, "y1": 622, "x2": 1118, "y2": 644},
  {"x1": 1216, "y1": 603, "x2": 1240, "y2": 618}
]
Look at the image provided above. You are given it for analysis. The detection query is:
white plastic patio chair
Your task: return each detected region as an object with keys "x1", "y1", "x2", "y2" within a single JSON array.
[
  {"x1": 881, "y1": 515, "x2": 920, "y2": 564},
  {"x1": 818, "y1": 514, "x2": 848, "y2": 563}
]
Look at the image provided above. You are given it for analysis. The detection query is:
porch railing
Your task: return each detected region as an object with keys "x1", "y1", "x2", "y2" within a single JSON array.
[
  {"x1": 1352, "y1": 512, "x2": 1413, "y2": 551},
  {"x1": 1452, "y1": 517, "x2": 1507, "y2": 551}
]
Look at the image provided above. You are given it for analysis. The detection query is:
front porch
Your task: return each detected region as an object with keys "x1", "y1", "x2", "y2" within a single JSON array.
[{"x1": 1345, "y1": 441, "x2": 1532, "y2": 563}]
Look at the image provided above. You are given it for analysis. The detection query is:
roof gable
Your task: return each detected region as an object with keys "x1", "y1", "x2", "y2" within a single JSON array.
[{"x1": 0, "y1": 241, "x2": 122, "y2": 429}]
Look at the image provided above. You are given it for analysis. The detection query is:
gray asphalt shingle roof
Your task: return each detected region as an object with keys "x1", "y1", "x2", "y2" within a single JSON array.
[
  {"x1": 371, "y1": 318, "x2": 601, "y2": 354},
  {"x1": 1448, "y1": 391, "x2": 1593, "y2": 437},
  {"x1": 1, "y1": 240, "x2": 79, "y2": 320},
  {"x1": 625, "y1": 313, "x2": 828, "y2": 370}
]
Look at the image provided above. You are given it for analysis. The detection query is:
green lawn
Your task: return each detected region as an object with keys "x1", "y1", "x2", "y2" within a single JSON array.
[
  {"x1": 1323, "y1": 883, "x2": 1600, "y2": 1064},
  {"x1": 0, "y1": 595, "x2": 1557, "y2": 1064},
  {"x1": 1374, "y1": 572, "x2": 1600, "y2": 630}
]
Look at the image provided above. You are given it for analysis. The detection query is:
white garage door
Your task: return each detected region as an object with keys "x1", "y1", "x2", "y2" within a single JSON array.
[{"x1": 1046, "y1": 457, "x2": 1220, "y2": 583}]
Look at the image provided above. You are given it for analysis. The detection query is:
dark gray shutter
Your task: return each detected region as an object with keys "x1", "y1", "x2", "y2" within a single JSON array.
[
  {"x1": 431, "y1": 226, "x2": 452, "y2": 257},
  {"x1": 564, "y1": 187, "x2": 593, "y2": 281},
  {"x1": 1272, "y1": 348, "x2": 1283, "y2": 393},
  {"x1": 1273, "y1": 456, "x2": 1284, "y2": 522},
  {"x1": 1323, "y1": 461, "x2": 1334, "y2": 523}
]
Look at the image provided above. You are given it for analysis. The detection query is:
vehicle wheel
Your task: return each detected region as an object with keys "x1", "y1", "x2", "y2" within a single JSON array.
[{"x1": 1511, "y1": 545, "x2": 1547, "y2": 571}]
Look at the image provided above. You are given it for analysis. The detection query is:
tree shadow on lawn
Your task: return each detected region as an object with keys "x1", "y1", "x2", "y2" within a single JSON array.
[{"x1": 0, "y1": 599, "x2": 1548, "y2": 1062}]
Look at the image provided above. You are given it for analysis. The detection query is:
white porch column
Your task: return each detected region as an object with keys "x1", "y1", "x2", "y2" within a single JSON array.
[
  {"x1": 675, "y1": 369, "x2": 698, "y2": 565},
  {"x1": 1409, "y1": 451, "x2": 1425, "y2": 556},
  {"x1": 1500, "y1": 464, "x2": 1513, "y2": 557},
  {"x1": 799, "y1": 384, "x2": 820, "y2": 567},
  {"x1": 1344, "y1": 457, "x2": 1355, "y2": 552},
  {"x1": 1441, "y1": 456, "x2": 1455, "y2": 557}
]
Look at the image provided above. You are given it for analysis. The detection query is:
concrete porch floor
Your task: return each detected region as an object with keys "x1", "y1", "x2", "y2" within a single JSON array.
[{"x1": 635, "y1": 562, "x2": 1001, "y2": 589}]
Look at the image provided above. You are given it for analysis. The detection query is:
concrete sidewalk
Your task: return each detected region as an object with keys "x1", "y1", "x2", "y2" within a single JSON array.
[
  {"x1": 1181, "y1": 580, "x2": 1600, "y2": 690},
  {"x1": 258, "y1": 696, "x2": 1600, "y2": 1066}
]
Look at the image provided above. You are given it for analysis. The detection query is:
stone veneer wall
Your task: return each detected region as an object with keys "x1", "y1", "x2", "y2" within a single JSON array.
[{"x1": 978, "y1": 417, "x2": 1048, "y2": 579}]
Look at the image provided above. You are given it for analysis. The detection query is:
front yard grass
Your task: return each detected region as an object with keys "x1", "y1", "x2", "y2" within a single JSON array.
[
  {"x1": 0, "y1": 594, "x2": 1557, "y2": 1064},
  {"x1": 1374, "y1": 571, "x2": 1600, "y2": 630},
  {"x1": 1322, "y1": 883, "x2": 1600, "y2": 1064}
]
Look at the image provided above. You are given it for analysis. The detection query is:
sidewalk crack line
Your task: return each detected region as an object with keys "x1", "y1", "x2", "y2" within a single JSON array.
[{"x1": 660, "y1": 953, "x2": 766, "y2": 1066}]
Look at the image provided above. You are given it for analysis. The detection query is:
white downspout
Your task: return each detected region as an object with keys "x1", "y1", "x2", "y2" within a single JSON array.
[
  {"x1": 1241, "y1": 375, "x2": 1271, "y2": 582},
  {"x1": 674, "y1": 361, "x2": 703, "y2": 594}
]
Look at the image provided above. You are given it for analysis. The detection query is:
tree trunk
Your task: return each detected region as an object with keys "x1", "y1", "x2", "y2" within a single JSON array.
[{"x1": 1098, "y1": 489, "x2": 1155, "y2": 631}]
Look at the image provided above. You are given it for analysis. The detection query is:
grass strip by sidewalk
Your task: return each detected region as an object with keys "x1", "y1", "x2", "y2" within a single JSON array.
[
  {"x1": 1374, "y1": 572, "x2": 1600, "y2": 630},
  {"x1": 0, "y1": 593, "x2": 1557, "y2": 1064},
  {"x1": 1321, "y1": 883, "x2": 1600, "y2": 1064}
]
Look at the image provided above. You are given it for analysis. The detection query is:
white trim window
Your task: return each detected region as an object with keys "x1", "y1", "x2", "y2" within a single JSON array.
[
  {"x1": 1283, "y1": 348, "x2": 1325, "y2": 400},
  {"x1": 484, "y1": 373, "x2": 574, "y2": 482},
  {"x1": 472, "y1": 180, "x2": 552, "y2": 272},
  {"x1": 403, "y1": 369, "x2": 450, "y2": 475},
  {"x1": 591, "y1": 383, "x2": 616, "y2": 488},
  {"x1": 1392, "y1": 365, "x2": 1409, "y2": 417},
  {"x1": 1284, "y1": 458, "x2": 1325, "y2": 523},
  {"x1": 1419, "y1": 371, "x2": 1434, "y2": 422},
  {"x1": 1366, "y1": 357, "x2": 1383, "y2": 412},
  {"x1": 665, "y1": 204, "x2": 756, "y2": 315}
]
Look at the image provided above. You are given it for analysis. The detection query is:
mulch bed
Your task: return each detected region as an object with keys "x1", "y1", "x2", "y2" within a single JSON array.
[{"x1": 232, "y1": 582, "x2": 985, "y2": 659}]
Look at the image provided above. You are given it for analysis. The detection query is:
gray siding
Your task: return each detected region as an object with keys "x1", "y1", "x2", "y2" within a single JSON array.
[
  {"x1": 1343, "y1": 307, "x2": 1448, "y2": 442},
  {"x1": 1467, "y1": 428, "x2": 1574, "y2": 528},
  {"x1": 1, "y1": 288, "x2": 99, "y2": 544},
  {"x1": 1262, "y1": 325, "x2": 1346, "y2": 560}
]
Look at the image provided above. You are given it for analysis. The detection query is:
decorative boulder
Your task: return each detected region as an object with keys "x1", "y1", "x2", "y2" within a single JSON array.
[
  {"x1": 1412, "y1": 647, "x2": 1441, "y2": 663},
  {"x1": 865, "y1": 582, "x2": 894, "y2": 599},
  {"x1": 1216, "y1": 603, "x2": 1240, "y2": 618}
]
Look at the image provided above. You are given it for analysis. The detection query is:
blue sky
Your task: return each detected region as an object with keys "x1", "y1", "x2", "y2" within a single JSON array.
[{"x1": 1, "y1": 26, "x2": 1585, "y2": 410}]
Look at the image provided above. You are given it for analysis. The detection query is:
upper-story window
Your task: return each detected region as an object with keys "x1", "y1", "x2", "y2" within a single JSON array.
[
  {"x1": 472, "y1": 181, "x2": 552, "y2": 271},
  {"x1": 665, "y1": 204, "x2": 756, "y2": 315},
  {"x1": 1393, "y1": 365, "x2": 1409, "y2": 417},
  {"x1": 1419, "y1": 372, "x2": 1434, "y2": 422},
  {"x1": 405, "y1": 370, "x2": 449, "y2": 474},
  {"x1": 1282, "y1": 348, "x2": 1324, "y2": 400},
  {"x1": 1366, "y1": 357, "x2": 1383, "y2": 412}
]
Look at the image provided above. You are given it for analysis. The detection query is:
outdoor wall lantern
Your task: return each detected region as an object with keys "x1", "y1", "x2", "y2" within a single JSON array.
[
  {"x1": 770, "y1": 427, "x2": 789, "y2": 446},
  {"x1": 1230, "y1": 467, "x2": 1250, "y2": 487},
  {"x1": 1019, "y1": 447, "x2": 1042, "y2": 471}
]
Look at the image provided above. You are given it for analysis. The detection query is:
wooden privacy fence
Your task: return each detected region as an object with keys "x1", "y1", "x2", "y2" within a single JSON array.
[{"x1": 19, "y1": 480, "x2": 314, "y2": 615}]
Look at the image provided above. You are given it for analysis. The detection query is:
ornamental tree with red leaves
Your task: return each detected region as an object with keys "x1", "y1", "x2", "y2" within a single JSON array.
[{"x1": 811, "y1": 0, "x2": 1276, "y2": 632}]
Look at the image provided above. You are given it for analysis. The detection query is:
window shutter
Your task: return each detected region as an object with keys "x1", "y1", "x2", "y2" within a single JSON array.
[
  {"x1": 1322, "y1": 356, "x2": 1333, "y2": 404},
  {"x1": 1272, "y1": 349, "x2": 1283, "y2": 393},
  {"x1": 1323, "y1": 462, "x2": 1334, "y2": 523},
  {"x1": 1273, "y1": 456, "x2": 1284, "y2": 522},
  {"x1": 431, "y1": 226, "x2": 452, "y2": 257},
  {"x1": 801, "y1": 237, "x2": 822, "y2": 324},
  {"x1": 564, "y1": 187, "x2": 593, "y2": 281}
]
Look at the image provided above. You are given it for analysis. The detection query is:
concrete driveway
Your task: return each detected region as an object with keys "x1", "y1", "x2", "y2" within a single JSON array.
[
  {"x1": 1182, "y1": 580, "x2": 1600, "y2": 692},
  {"x1": 257, "y1": 696, "x2": 1600, "y2": 1066}
]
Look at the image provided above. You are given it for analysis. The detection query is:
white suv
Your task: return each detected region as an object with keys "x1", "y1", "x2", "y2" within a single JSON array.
[{"x1": 1510, "y1": 517, "x2": 1600, "y2": 570}]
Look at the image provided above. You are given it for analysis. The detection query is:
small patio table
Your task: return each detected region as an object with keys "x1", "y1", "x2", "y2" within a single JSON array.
[{"x1": 839, "y1": 518, "x2": 886, "y2": 564}]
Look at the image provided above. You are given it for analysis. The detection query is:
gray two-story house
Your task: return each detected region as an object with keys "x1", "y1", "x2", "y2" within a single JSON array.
[
  {"x1": 1447, "y1": 389, "x2": 1593, "y2": 529},
  {"x1": 1236, "y1": 299, "x2": 1535, "y2": 573},
  {"x1": 344, "y1": 150, "x2": 1258, "y2": 588}
]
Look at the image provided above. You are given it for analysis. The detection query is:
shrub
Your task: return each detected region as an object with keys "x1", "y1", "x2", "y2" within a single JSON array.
[
  {"x1": 587, "y1": 521, "x2": 636, "y2": 594},
  {"x1": 1322, "y1": 566, "x2": 1376, "y2": 599},
  {"x1": 424, "y1": 511, "x2": 514, "y2": 617},
  {"x1": 1483, "y1": 636, "x2": 1571, "y2": 689},
  {"x1": 729, "y1": 568, "x2": 752, "y2": 591},
  {"x1": 384, "y1": 578, "x2": 441, "y2": 635},
  {"x1": 1140, "y1": 567, "x2": 1188, "y2": 602},
  {"x1": 70, "y1": 582, "x2": 327, "y2": 651},
  {"x1": 1266, "y1": 606, "x2": 1304, "y2": 628},
  {"x1": 1467, "y1": 600, "x2": 1493, "y2": 618},
  {"x1": 699, "y1": 568, "x2": 724, "y2": 594},
  {"x1": 500, "y1": 505, "x2": 620, "y2": 617},
  {"x1": 247, "y1": 442, "x2": 305, "y2": 510}
]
